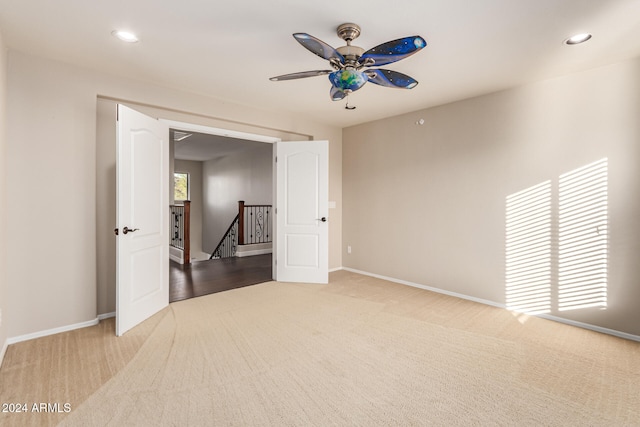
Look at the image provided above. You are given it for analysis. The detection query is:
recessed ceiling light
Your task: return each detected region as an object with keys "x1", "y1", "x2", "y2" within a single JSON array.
[
  {"x1": 564, "y1": 33, "x2": 592, "y2": 45},
  {"x1": 111, "y1": 30, "x2": 139, "y2": 43}
]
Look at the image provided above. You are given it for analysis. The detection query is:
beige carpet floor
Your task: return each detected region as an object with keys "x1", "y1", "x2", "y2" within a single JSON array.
[{"x1": 2, "y1": 270, "x2": 639, "y2": 426}]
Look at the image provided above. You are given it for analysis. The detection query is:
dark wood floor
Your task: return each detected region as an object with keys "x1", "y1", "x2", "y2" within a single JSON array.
[{"x1": 169, "y1": 254, "x2": 273, "y2": 303}]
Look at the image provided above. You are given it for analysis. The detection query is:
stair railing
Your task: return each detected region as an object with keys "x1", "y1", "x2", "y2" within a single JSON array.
[
  {"x1": 210, "y1": 200, "x2": 272, "y2": 260},
  {"x1": 210, "y1": 214, "x2": 239, "y2": 259},
  {"x1": 170, "y1": 200, "x2": 191, "y2": 264},
  {"x1": 238, "y1": 200, "x2": 272, "y2": 245}
]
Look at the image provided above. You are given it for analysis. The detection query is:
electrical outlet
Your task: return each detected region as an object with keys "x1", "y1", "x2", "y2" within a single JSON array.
[{"x1": 347, "y1": 245, "x2": 352, "y2": 254}]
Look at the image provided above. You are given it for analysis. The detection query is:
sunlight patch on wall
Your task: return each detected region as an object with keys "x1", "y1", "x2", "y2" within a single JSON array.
[
  {"x1": 505, "y1": 181, "x2": 552, "y2": 314},
  {"x1": 558, "y1": 158, "x2": 608, "y2": 311},
  {"x1": 505, "y1": 158, "x2": 609, "y2": 315}
]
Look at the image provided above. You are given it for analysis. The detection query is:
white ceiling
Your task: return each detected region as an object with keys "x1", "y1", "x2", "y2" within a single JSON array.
[
  {"x1": 172, "y1": 130, "x2": 270, "y2": 162},
  {"x1": 1, "y1": 0, "x2": 640, "y2": 128}
]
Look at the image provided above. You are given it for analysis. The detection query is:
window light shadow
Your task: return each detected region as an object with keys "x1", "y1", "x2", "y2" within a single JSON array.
[
  {"x1": 505, "y1": 181, "x2": 552, "y2": 314},
  {"x1": 505, "y1": 158, "x2": 608, "y2": 315},
  {"x1": 558, "y1": 158, "x2": 608, "y2": 311}
]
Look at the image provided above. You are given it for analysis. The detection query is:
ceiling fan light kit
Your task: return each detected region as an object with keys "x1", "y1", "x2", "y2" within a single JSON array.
[{"x1": 270, "y1": 23, "x2": 426, "y2": 106}]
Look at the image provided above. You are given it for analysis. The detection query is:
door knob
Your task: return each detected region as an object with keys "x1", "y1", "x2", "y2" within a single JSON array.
[
  {"x1": 123, "y1": 226, "x2": 140, "y2": 234},
  {"x1": 317, "y1": 217, "x2": 327, "y2": 222}
]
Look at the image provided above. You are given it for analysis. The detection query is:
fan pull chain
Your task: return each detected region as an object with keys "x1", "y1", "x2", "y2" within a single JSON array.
[{"x1": 345, "y1": 93, "x2": 356, "y2": 110}]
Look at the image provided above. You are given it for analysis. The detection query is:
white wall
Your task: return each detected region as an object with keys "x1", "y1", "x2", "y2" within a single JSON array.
[
  {"x1": 95, "y1": 99, "x2": 117, "y2": 315},
  {"x1": 7, "y1": 50, "x2": 342, "y2": 336},
  {"x1": 343, "y1": 57, "x2": 640, "y2": 337},
  {"x1": 202, "y1": 146, "x2": 272, "y2": 253},
  {"x1": 6, "y1": 53, "x2": 98, "y2": 337},
  {"x1": 0, "y1": 27, "x2": 9, "y2": 361},
  {"x1": 174, "y1": 159, "x2": 204, "y2": 259}
]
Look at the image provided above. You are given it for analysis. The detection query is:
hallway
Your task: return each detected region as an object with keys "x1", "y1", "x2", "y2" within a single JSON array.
[{"x1": 169, "y1": 254, "x2": 272, "y2": 302}]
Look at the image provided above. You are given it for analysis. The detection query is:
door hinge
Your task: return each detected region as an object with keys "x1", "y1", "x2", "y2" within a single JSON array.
[{"x1": 275, "y1": 156, "x2": 277, "y2": 163}]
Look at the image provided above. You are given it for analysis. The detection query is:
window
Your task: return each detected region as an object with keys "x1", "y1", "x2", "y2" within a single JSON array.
[{"x1": 174, "y1": 172, "x2": 190, "y2": 201}]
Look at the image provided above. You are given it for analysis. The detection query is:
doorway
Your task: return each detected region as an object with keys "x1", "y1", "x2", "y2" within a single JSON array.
[
  {"x1": 168, "y1": 127, "x2": 275, "y2": 302},
  {"x1": 97, "y1": 98, "x2": 329, "y2": 335}
]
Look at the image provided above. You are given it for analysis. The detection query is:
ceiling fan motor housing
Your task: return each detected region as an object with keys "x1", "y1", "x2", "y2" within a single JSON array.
[
  {"x1": 337, "y1": 23, "x2": 361, "y2": 42},
  {"x1": 337, "y1": 45, "x2": 365, "y2": 65},
  {"x1": 336, "y1": 23, "x2": 364, "y2": 66}
]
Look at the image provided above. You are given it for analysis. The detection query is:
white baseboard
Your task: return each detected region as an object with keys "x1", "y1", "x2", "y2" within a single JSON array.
[
  {"x1": 191, "y1": 251, "x2": 211, "y2": 262},
  {"x1": 236, "y1": 243, "x2": 272, "y2": 258},
  {"x1": 7, "y1": 318, "x2": 99, "y2": 345},
  {"x1": 169, "y1": 246, "x2": 184, "y2": 264},
  {"x1": 341, "y1": 267, "x2": 640, "y2": 343},
  {"x1": 0, "y1": 338, "x2": 8, "y2": 369},
  {"x1": 235, "y1": 248, "x2": 272, "y2": 257},
  {"x1": 535, "y1": 313, "x2": 640, "y2": 342},
  {"x1": 98, "y1": 312, "x2": 116, "y2": 321},
  {"x1": 4, "y1": 314, "x2": 117, "y2": 347}
]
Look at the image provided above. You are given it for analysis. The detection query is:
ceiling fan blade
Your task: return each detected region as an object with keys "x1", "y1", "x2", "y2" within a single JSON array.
[
  {"x1": 366, "y1": 69, "x2": 418, "y2": 89},
  {"x1": 330, "y1": 86, "x2": 346, "y2": 101},
  {"x1": 360, "y1": 36, "x2": 426, "y2": 67},
  {"x1": 269, "y1": 70, "x2": 333, "y2": 81},
  {"x1": 293, "y1": 33, "x2": 345, "y2": 62}
]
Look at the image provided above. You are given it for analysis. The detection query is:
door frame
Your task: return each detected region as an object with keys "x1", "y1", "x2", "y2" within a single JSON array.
[{"x1": 160, "y1": 119, "x2": 282, "y2": 279}]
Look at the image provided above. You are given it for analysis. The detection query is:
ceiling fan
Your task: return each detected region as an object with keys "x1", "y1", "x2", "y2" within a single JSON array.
[{"x1": 270, "y1": 23, "x2": 427, "y2": 103}]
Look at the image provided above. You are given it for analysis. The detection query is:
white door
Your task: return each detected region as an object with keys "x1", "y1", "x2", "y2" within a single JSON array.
[
  {"x1": 275, "y1": 140, "x2": 329, "y2": 283},
  {"x1": 116, "y1": 105, "x2": 169, "y2": 336}
]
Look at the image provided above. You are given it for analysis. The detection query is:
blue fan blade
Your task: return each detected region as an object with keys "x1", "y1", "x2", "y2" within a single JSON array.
[
  {"x1": 361, "y1": 36, "x2": 426, "y2": 67},
  {"x1": 330, "y1": 86, "x2": 346, "y2": 101},
  {"x1": 293, "y1": 33, "x2": 345, "y2": 62},
  {"x1": 366, "y1": 69, "x2": 418, "y2": 89}
]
